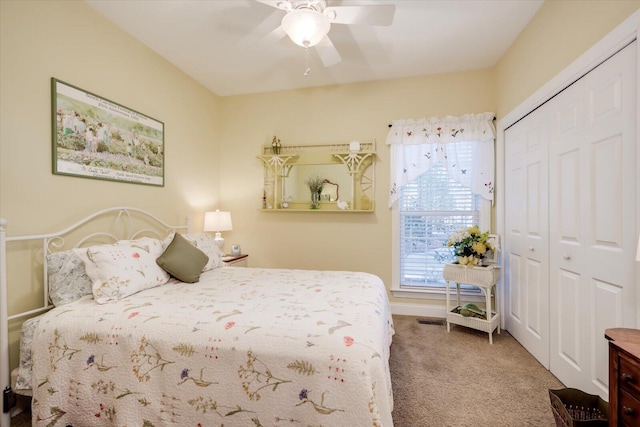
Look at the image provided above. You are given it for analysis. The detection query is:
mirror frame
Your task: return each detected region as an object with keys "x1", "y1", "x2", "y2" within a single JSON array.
[{"x1": 258, "y1": 142, "x2": 376, "y2": 212}]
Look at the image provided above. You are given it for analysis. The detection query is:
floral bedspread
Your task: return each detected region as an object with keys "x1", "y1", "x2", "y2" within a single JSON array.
[{"x1": 32, "y1": 267, "x2": 394, "y2": 426}]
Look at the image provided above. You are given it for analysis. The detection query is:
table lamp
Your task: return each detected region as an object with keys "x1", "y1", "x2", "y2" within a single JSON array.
[{"x1": 203, "y1": 210, "x2": 232, "y2": 250}]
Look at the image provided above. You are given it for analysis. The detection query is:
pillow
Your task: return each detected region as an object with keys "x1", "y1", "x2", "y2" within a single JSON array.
[
  {"x1": 78, "y1": 237, "x2": 170, "y2": 304},
  {"x1": 156, "y1": 233, "x2": 209, "y2": 283},
  {"x1": 185, "y1": 234, "x2": 222, "y2": 271},
  {"x1": 47, "y1": 249, "x2": 93, "y2": 306},
  {"x1": 16, "y1": 314, "x2": 45, "y2": 391}
]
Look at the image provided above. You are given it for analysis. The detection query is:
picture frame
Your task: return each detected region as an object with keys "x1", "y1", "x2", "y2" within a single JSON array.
[
  {"x1": 484, "y1": 234, "x2": 500, "y2": 265},
  {"x1": 51, "y1": 78, "x2": 164, "y2": 186}
]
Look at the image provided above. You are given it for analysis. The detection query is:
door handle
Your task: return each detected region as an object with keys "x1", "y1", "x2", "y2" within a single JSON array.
[{"x1": 563, "y1": 253, "x2": 571, "y2": 260}]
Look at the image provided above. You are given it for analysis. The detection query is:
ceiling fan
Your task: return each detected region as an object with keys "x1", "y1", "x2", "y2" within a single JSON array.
[{"x1": 255, "y1": 0, "x2": 396, "y2": 70}]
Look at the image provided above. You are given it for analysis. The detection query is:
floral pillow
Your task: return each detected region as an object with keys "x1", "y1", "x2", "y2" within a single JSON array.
[
  {"x1": 47, "y1": 249, "x2": 93, "y2": 306},
  {"x1": 16, "y1": 313, "x2": 45, "y2": 391},
  {"x1": 78, "y1": 237, "x2": 170, "y2": 304},
  {"x1": 184, "y1": 234, "x2": 222, "y2": 271}
]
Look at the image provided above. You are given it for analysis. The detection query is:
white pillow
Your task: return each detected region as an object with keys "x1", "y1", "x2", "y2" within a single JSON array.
[
  {"x1": 78, "y1": 237, "x2": 170, "y2": 304},
  {"x1": 184, "y1": 234, "x2": 222, "y2": 271}
]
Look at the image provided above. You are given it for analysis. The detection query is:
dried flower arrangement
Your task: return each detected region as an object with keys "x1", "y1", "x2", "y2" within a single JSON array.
[{"x1": 305, "y1": 174, "x2": 325, "y2": 194}]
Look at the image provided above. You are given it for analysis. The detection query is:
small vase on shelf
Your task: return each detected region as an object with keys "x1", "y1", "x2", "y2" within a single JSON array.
[{"x1": 310, "y1": 191, "x2": 321, "y2": 209}]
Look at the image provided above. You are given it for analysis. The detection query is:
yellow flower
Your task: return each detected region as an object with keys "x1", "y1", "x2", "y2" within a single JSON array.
[
  {"x1": 457, "y1": 255, "x2": 480, "y2": 266},
  {"x1": 472, "y1": 241, "x2": 487, "y2": 255},
  {"x1": 467, "y1": 225, "x2": 481, "y2": 235}
]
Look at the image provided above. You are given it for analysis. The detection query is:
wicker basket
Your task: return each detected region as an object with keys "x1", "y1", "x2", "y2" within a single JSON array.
[
  {"x1": 443, "y1": 263, "x2": 500, "y2": 286},
  {"x1": 548, "y1": 388, "x2": 608, "y2": 427},
  {"x1": 447, "y1": 306, "x2": 499, "y2": 333}
]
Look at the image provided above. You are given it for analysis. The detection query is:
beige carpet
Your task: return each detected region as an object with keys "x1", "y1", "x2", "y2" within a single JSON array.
[
  {"x1": 389, "y1": 315, "x2": 563, "y2": 426},
  {"x1": 11, "y1": 314, "x2": 563, "y2": 426}
]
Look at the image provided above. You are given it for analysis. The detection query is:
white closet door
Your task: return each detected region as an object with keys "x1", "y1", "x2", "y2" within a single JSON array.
[
  {"x1": 504, "y1": 106, "x2": 550, "y2": 368},
  {"x1": 548, "y1": 41, "x2": 637, "y2": 397}
]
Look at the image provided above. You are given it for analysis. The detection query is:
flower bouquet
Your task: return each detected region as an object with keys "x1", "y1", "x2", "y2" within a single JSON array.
[
  {"x1": 305, "y1": 174, "x2": 325, "y2": 209},
  {"x1": 446, "y1": 225, "x2": 496, "y2": 266}
]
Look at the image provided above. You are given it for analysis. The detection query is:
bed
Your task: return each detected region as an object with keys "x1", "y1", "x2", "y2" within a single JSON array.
[{"x1": 0, "y1": 207, "x2": 394, "y2": 426}]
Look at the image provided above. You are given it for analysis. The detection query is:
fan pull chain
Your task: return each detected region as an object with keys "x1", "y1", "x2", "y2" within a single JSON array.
[{"x1": 303, "y1": 41, "x2": 311, "y2": 76}]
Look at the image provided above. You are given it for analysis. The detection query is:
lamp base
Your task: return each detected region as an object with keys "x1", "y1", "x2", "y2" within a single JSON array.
[{"x1": 214, "y1": 232, "x2": 224, "y2": 250}]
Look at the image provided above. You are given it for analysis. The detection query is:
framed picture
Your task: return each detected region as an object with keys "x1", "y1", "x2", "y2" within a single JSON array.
[
  {"x1": 484, "y1": 234, "x2": 500, "y2": 264},
  {"x1": 51, "y1": 78, "x2": 164, "y2": 186}
]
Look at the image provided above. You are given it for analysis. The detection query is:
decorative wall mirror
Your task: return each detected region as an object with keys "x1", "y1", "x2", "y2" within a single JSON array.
[{"x1": 258, "y1": 141, "x2": 376, "y2": 212}]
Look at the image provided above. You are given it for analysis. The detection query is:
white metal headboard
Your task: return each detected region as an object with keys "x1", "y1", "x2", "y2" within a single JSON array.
[{"x1": 0, "y1": 207, "x2": 189, "y2": 424}]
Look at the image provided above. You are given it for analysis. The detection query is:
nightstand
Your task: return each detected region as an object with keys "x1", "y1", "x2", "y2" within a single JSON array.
[{"x1": 222, "y1": 254, "x2": 248, "y2": 267}]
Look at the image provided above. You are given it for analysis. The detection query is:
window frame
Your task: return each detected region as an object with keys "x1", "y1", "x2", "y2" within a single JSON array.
[{"x1": 391, "y1": 186, "x2": 491, "y2": 300}]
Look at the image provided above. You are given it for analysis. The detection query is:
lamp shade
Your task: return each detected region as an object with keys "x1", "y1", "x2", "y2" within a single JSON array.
[
  {"x1": 203, "y1": 210, "x2": 232, "y2": 232},
  {"x1": 281, "y1": 9, "x2": 330, "y2": 47}
]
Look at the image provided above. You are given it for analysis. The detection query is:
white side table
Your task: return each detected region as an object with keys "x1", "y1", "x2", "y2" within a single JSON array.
[
  {"x1": 443, "y1": 263, "x2": 501, "y2": 344},
  {"x1": 222, "y1": 254, "x2": 248, "y2": 267}
]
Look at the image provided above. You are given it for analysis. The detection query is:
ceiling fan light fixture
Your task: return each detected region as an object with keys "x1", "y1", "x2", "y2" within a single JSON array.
[{"x1": 281, "y1": 9, "x2": 330, "y2": 47}]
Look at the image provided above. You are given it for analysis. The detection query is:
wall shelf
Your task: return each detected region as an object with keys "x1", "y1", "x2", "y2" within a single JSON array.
[
  {"x1": 259, "y1": 208, "x2": 374, "y2": 213},
  {"x1": 258, "y1": 142, "x2": 376, "y2": 212}
]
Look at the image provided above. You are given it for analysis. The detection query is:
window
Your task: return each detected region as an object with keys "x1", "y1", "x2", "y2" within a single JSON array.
[
  {"x1": 387, "y1": 113, "x2": 495, "y2": 298},
  {"x1": 399, "y1": 163, "x2": 481, "y2": 289}
]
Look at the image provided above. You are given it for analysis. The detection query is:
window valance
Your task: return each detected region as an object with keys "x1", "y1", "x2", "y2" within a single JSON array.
[{"x1": 386, "y1": 112, "x2": 496, "y2": 207}]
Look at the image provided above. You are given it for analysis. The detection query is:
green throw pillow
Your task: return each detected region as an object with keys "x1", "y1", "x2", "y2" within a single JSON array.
[{"x1": 156, "y1": 233, "x2": 209, "y2": 283}]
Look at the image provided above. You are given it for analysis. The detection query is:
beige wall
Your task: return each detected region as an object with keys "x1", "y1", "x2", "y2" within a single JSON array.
[
  {"x1": 219, "y1": 70, "x2": 496, "y2": 298},
  {"x1": 495, "y1": 0, "x2": 640, "y2": 118},
  {"x1": 0, "y1": 1, "x2": 221, "y2": 368}
]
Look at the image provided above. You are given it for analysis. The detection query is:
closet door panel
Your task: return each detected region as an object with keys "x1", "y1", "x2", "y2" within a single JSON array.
[
  {"x1": 527, "y1": 163, "x2": 542, "y2": 236},
  {"x1": 525, "y1": 258, "x2": 543, "y2": 338},
  {"x1": 504, "y1": 106, "x2": 550, "y2": 368},
  {"x1": 548, "y1": 41, "x2": 636, "y2": 397},
  {"x1": 548, "y1": 74, "x2": 597, "y2": 394},
  {"x1": 557, "y1": 269, "x2": 582, "y2": 369},
  {"x1": 593, "y1": 280, "x2": 624, "y2": 391},
  {"x1": 508, "y1": 253, "x2": 522, "y2": 321},
  {"x1": 582, "y1": 43, "x2": 636, "y2": 397},
  {"x1": 591, "y1": 137, "x2": 622, "y2": 247},
  {"x1": 549, "y1": 79, "x2": 585, "y2": 305},
  {"x1": 590, "y1": 136, "x2": 626, "y2": 284},
  {"x1": 557, "y1": 149, "x2": 581, "y2": 256}
]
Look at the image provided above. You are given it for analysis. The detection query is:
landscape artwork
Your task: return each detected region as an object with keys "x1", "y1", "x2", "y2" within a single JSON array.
[{"x1": 52, "y1": 78, "x2": 164, "y2": 186}]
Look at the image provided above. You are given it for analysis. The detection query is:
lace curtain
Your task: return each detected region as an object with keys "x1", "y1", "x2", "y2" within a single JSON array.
[{"x1": 386, "y1": 112, "x2": 496, "y2": 207}]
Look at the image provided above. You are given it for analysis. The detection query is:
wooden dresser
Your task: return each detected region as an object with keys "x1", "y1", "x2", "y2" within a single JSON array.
[{"x1": 605, "y1": 328, "x2": 640, "y2": 427}]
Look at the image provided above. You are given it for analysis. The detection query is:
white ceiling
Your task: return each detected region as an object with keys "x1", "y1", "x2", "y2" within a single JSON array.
[{"x1": 85, "y1": 0, "x2": 544, "y2": 97}]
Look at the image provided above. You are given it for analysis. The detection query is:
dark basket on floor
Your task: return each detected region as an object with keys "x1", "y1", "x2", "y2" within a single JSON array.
[{"x1": 548, "y1": 388, "x2": 608, "y2": 427}]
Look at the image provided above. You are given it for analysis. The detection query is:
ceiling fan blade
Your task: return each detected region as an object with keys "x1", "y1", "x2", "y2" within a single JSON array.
[
  {"x1": 263, "y1": 24, "x2": 287, "y2": 44},
  {"x1": 324, "y1": 4, "x2": 396, "y2": 26},
  {"x1": 315, "y1": 36, "x2": 341, "y2": 67},
  {"x1": 255, "y1": 0, "x2": 291, "y2": 11},
  {"x1": 237, "y1": 8, "x2": 286, "y2": 51}
]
